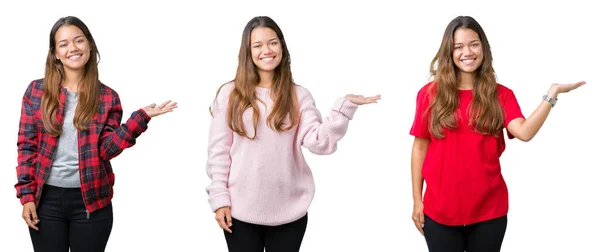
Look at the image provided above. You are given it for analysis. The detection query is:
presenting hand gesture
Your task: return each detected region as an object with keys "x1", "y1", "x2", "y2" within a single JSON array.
[
  {"x1": 142, "y1": 100, "x2": 178, "y2": 118},
  {"x1": 344, "y1": 94, "x2": 381, "y2": 105},
  {"x1": 547, "y1": 81, "x2": 586, "y2": 97}
]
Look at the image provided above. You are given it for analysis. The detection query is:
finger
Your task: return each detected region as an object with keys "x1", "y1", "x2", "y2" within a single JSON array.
[
  {"x1": 158, "y1": 100, "x2": 172, "y2": 109},
  {"x1": 367, "y1": 97, "x2": 380, "y2": 103},
  {"x1": 219, "y1": 216, "x2": 232, "y2": 233},
  {"x1": 166, "y1": 102, "x2": 178, "y2": 108},
  {"x1": 412, "y1": 219, "x2": 423, "y2": 236},
  {"x1": 225, "y1": 210, "x2": 233, "y2": 227},
  {"x1": 418, "y1": 224, "x2": 424, "y2": 236},
  {"x1": 31, "y1": 208, "x2": 39, "y2": 225},
  {"x1": 148, "y1": 103, "x2": 157, "y2": 108},
  {"x1": 419, "y1": 212, "x2": 425, "y2": 227},
  {"x1": 24, "y1": 211, "x2": 39, "y2": 231}
]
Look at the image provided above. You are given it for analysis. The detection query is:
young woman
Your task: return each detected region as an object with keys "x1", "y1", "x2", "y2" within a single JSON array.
[
  {"x1": 15, "y1": 16, "x2": 177, "y2": 252},
  {"x1": 409, "y1": 16, "x2": 585, "y2": 252},
  {"x1": 206, "y1": 16, "x2": 380, "y2": 252}
]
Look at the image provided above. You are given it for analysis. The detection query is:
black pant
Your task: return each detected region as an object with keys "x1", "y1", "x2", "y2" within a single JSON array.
[
  {"x1": 29, "y1": 185, "x2": 113, "y2": 252},
  {"x1": 423, "y1": 214, "x2": 507, "y2": 252},
  {"x1": 224, "y1": 214, "x2": 308, "y2": 252}
]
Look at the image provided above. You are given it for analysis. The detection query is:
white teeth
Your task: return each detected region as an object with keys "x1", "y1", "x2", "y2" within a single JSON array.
[
  {"x1": 261, "y1": 57, "x2": 274, "y2": 62},
  {"x1": 68, "y1": 55, "x2": 81, "y2": 60},
  {"x1": 462, "y1": 59, "x2": 474, "y2": 63}
]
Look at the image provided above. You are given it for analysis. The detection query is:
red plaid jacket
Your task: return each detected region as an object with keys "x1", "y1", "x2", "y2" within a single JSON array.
[{"x1": 15, "y1": 79, "x2": 151, "y2": 213}]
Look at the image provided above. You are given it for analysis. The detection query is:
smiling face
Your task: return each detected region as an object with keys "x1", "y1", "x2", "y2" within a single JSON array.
[
  {"x1": 250, "y1": 27, "x2": 283, "y2": 74},
  {"x1": 54, "y1": 25, "x2": 91, "y2": 73},
  {"x1": 452, "y1": 28, "x2": 483, "y2": 74}
]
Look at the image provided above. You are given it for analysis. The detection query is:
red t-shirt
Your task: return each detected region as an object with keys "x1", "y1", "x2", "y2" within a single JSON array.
[{"x1": 410, "y1": 82, "x2": 525, "y2": 226}]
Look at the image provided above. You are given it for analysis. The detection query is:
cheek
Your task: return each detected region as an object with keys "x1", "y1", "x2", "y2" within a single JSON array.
[
  {"x1": 452, "y1": 51, "x2": 461, "y2": 62},
  {"x1": 251, "y1": 49, "x2": 261, "y2": 62},
  {"x1": 55, "y1": 48, "x2": 66, "y2": 58},
  {"x1": 275, "y1": 46, "x2": 283, "y2": 62}
]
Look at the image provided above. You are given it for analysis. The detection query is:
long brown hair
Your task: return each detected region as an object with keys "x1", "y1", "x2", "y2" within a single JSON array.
[
  {"x1": 42, "y1": 16, "x2": 100, "y2": 137},
  {"x1": 428, "y1": 16, "x2": 503, "y2": 138},
  {"x1": 212, "y1": 16, "x2": 298, "y2": 139}
]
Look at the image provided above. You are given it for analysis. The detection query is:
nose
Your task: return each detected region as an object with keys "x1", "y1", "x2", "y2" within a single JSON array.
[
  {"x1": 68, "y1": 42, "x2": 79, "y2": 53},
  {"x1": 463, "y1": 46, "x2": 473, "y2": 56},
  {"x1": 262, "y1": 44, "x2": 273, "y2": 54}
]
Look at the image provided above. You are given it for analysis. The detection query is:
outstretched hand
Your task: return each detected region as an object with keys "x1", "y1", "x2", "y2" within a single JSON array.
[
  {"x1": 548, "y1": 81, "x2": 586, "y2": 97},
  {"x1": 345, "y1": 94, "x2": 381, "y2": 105},
  {"x1": 142, "y1": 100, "x2": 178, "y2": 118}
]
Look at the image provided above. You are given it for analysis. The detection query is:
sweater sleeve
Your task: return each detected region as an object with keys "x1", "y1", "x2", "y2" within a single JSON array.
[
  {"x1": 205, "y1": 84, "x2": 234, "y2": 212},
  {"x1": 298, "y1": 87, "x2": 358, "y2": 155}
]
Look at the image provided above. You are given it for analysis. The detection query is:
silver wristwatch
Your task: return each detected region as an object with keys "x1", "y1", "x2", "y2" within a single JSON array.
[{"x1": 542, "y1": 94, "x2": 557, "y2": 107}]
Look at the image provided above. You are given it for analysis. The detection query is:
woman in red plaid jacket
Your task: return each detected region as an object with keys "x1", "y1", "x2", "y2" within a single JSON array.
[{"x1": 15, "y1": 16, "x2": 177, "y2": 252}]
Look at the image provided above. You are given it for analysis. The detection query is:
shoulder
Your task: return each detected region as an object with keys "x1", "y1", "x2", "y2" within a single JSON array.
[
  {"x1": 99, "y1": 82, "x2": 119, "y2": 97},
  {"x1": 26, "y1": 78, "x2": 44, "y2": 95},
  {"x1": 21, "y1": 79, "x2": 44, "y2": 104},
  {"x1": 294, "y1": 84, "x2": 316, "y2": 107},
  {"x1": 215, "y1": 82, "x2": 235, "y2": 100},
  {"x1": 496, "y1": 83, "x2": 514, "y2": 94},
  {"x1": 294, "y1": 84, "x2": 312, "y2": 97},
  {"x1": 496, "y1": 83, "x2": 518, "y2": 101},
  {"x1": 211, "y1": 82, "x2": 235, "y2": 111},
  {"x1": 416, "y1": 81, "x2": 435, "y2": 102}
]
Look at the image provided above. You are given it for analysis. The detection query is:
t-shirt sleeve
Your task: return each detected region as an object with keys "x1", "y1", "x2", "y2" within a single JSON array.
[
  {"x1": 502, "y1": 89, "x2": 525, "y2": 139},
  {"x1": 410, "y1": 87, "x2": 431, "y2": 139}
]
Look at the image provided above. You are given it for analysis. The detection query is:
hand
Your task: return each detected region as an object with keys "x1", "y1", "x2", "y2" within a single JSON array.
[
  {"x1": 547, "y1": 81, "x2": 586, "y2": 98},
  {"x1": 412, "y1": 201, "x2": 425, "y2": 236},
  {"x1": 22, "y1": 202, "x2": 39, "y2": 231},
  {"x1": 215, "y1": 206, "x2": 233, "y2": 233},
  {"x1": 142, "y1": 100, "x2": 178, "y2": 118},
  {"x1": 344, "y1": 94, "x2": 381, "y2": 105}
]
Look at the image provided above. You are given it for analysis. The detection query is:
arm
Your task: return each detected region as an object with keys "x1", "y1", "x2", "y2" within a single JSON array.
[
  {"x1": 507, "y1": 81, "x2": 585, "y2": 142},
  {"x1": 98, "y1": 93, "x2": 152, "y2": 160},
  {"x1": 411, "y1": 137, "x2": 430, "y2": 204},
  {"x1": 299, "y1": 97, "x2": 358, "y2": 155},
  {"x1": 205, "y1": 93, "x2": 233, "y2": 213},
  {"x1": 15, "y1": 84, "x2": 38, "y2": 205},
  {"x1": 299, "y1": 92, "x2": 380, "y2": 155}
]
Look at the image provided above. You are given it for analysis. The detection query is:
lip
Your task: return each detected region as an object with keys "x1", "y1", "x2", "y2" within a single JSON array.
[
  {"x1": 460, "y1": 58, "x2": 476, "y2": 65},
  {"x1": 259, "y1": 56, "x2": 276, "y2": 62},
  {"x1": 67, "y1": 54, "x2": 83, "y2": 61}
]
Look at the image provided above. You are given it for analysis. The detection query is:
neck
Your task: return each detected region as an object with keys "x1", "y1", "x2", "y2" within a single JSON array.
[
  {"x1": 63, "y1": 68, "x2": 84, "y2": 92},
  {"x1": 458, "y1": 71, "x2": 474, "y2": 90},
  {"x1": 257, "y1": 70, "x2": 274, "y2": 88}
]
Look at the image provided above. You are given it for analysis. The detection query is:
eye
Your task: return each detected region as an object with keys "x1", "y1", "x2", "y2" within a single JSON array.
[
  {"x1": 270, "y1": 41, "x2": 278, "y2": 46},
  {"x1": 471, "y1": 43, "x2": 479, "y2": 47},
  {"x1": 76, "y1": 39, "x2": 85, "y2": 44},
  {"x1": 454, "y1": 45, "x2": 463, "y2": 50},
  {"x1": 252, "y1": 44, "x2": 261, "y2": 48},
  {"x1": 58, "y1": 43, "x2": 67, "y2": 48}
]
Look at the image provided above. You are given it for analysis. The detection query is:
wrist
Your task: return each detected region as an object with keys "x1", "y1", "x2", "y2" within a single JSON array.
[
  {"x1": 547, "y1": 87, "x2": 559, "y2": 99},
  {"x1": 413, "y1": 197, "x2": 423, "y2": 204}
]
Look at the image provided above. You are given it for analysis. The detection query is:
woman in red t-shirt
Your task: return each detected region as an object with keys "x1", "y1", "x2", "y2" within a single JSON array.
[{"x1": 409, "y1": 16, "x2": 585, "y2": 252}]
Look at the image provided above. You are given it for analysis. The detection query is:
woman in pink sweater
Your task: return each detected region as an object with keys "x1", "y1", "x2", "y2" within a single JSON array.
[{"x1": 206, "y1": 16, "x2": 380, "y2": 252}]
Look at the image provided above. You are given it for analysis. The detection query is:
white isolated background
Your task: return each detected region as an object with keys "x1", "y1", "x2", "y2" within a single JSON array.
[{"x1": 0, "y1": 0, "x2": 598, "y2": 251}]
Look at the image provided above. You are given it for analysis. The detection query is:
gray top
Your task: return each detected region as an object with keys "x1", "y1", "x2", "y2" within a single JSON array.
[{"x1": 46, "y1": 90, "x2": 81, "y2": 188}]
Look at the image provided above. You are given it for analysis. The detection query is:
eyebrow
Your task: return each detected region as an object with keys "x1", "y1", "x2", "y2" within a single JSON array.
[
  {"x1": 454, "y1": 39, "x2": 480, "y2": 45},
  {"x1": 57, "y1": 35, "x2": 85, "y2": 43},
  {"x1": 251, "y1": 38, "x2": 279, "y2": 45}
]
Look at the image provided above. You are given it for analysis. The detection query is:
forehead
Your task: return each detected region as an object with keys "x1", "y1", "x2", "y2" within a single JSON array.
[
  {"x1": 453, "y1": 28, "x2": 480, "y2": 43},
  {"x1": 250, "y1": 27, "x2": 278, "y2": 42},
  {"x1": 55, "y1": 25, "x2": 85, "y2": 41}
]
